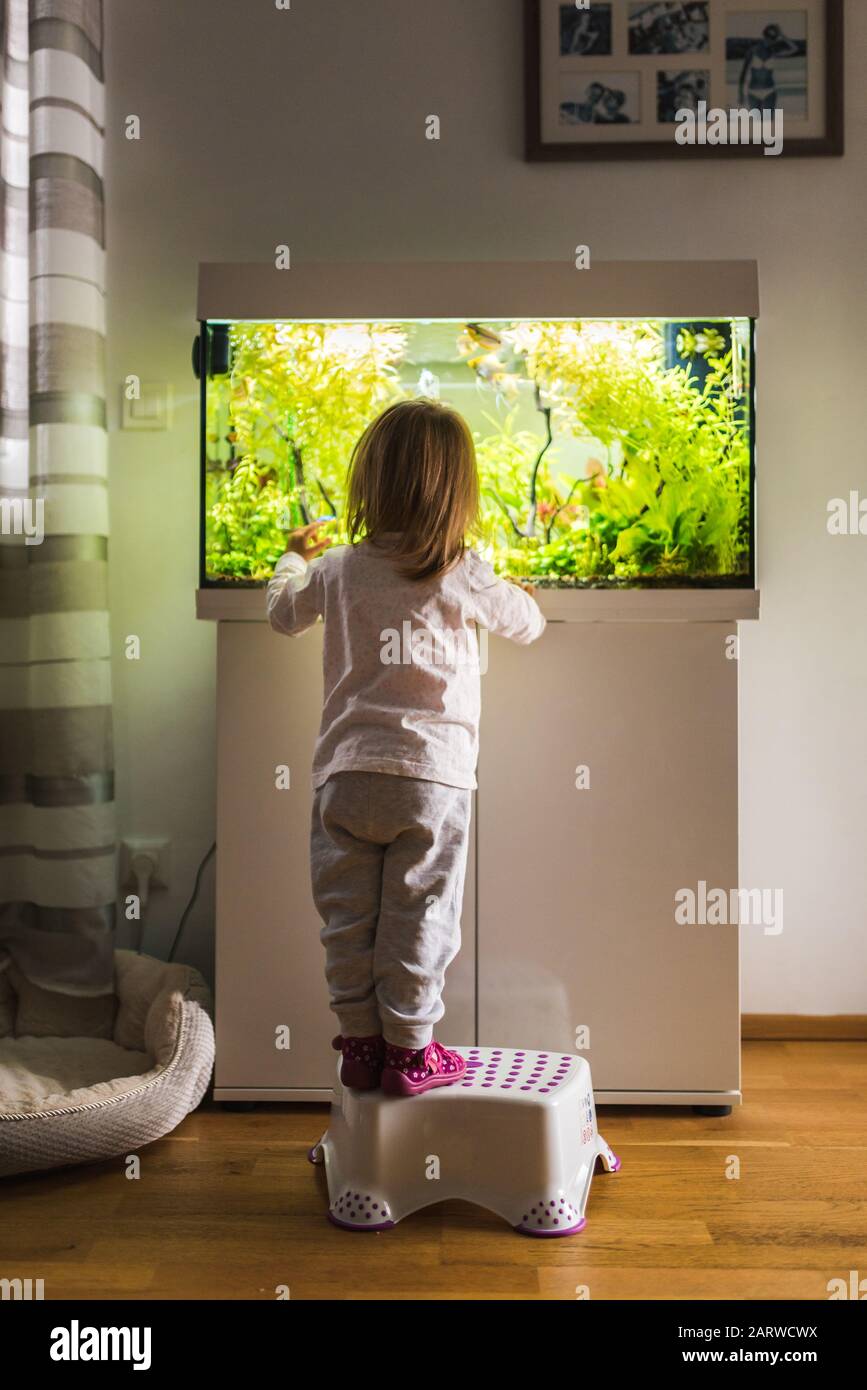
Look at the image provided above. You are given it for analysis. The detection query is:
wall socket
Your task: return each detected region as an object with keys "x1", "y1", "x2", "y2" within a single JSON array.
[{"x1": 120, "y1": 837, "x2": 171, "y2": 893}]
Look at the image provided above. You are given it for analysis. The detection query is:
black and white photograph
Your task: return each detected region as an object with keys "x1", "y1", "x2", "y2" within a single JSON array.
[
  {"x1": 529, "y1": 0, "x2": 841, "y2": 159},
  {"x1": 559, "y1": 72, "x2": 642, "y2": 124},
  {"x1": 559, "y1": 2, "x2": 612, "y2": 56},
  {"x1": 657, "y1": 67, "x2": 710, "y2": 121},
  {"x1": 628, "y1": 1, "x2": 710, "y2": 55},
  {"x1": 726, "y1": 9, "x2": 808, "y2": 116}
]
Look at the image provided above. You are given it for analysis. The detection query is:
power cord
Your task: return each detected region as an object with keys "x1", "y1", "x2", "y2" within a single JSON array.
[{"x1": 165, "y1": 842, "x2": 216, "y2": 963}]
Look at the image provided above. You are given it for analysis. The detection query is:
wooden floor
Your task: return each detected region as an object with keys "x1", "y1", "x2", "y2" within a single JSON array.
[{"x1": 4, "y1": 1041, "x2": 867, "y2": 1300}]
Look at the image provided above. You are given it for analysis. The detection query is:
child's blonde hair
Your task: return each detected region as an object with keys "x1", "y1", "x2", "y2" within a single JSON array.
[{"x1": 346, "y1": 398, "x2": 479, "y2": 581}]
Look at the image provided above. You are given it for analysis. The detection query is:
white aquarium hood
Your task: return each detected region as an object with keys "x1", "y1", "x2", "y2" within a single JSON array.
[{"x1": 197, "y1": 258, "x2": 760, "y2": 324}]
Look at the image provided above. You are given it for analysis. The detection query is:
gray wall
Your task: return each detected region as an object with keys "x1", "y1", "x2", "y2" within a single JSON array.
[{"x1": 105, "y1": 0, "x2": 867, "y2": 1012}]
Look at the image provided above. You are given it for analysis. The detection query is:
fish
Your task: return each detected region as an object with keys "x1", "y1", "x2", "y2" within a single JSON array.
[{"x1": 465, "y1": 322, "x2": 503, "y2": 349}]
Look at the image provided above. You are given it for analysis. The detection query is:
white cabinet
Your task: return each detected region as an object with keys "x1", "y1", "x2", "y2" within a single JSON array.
[
  {"x1": 213, "y1": 615, "x2": 740, "y2": 1107},
  {"x1": 477, "y1": 622, "x2": 740, "y2": 1104}
]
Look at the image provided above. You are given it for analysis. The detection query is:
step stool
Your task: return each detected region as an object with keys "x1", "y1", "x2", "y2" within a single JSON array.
[{"x1": 308, "y1": 1045, "x2": 620, "y2": 1236}]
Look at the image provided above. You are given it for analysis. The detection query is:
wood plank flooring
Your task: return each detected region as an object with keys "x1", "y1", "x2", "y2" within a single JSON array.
[{"x1": 3, "y1": 1042, "x2": 865, "y2": 1300}]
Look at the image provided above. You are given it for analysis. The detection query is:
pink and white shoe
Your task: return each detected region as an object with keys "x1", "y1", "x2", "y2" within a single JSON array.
[
  {"x1": 381, "y1": 1040, "x2": 467, "y2": 1097},
  {"x1": 332, "y1": 1034, "x2": 384, "y2": 1090}
]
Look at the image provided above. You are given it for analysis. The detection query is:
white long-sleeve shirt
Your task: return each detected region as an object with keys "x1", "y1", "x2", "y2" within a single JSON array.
[{"x1": 266, "y1": 539, "x2": 545, "y2": 790}]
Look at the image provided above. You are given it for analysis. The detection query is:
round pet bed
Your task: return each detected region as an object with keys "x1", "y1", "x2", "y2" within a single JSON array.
[{"x1": 0, "y1": 949, "x2": 214, "y2": 1178}]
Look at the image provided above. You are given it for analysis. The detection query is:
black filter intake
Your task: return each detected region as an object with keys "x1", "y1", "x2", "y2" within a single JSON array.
[{"x1": 192, "y1": 323, "x2": 232, "y2": 379}]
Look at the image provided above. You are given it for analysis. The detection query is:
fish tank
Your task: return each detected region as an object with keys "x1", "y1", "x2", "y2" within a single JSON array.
[{"x1": 196, "y1": 268, "x2": 756, "y2": 591}]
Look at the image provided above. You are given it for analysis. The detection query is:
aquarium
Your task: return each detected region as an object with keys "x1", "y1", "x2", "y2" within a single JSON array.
[{"x1": 197, "y1": 311, "x2": 755, "y2": 589}]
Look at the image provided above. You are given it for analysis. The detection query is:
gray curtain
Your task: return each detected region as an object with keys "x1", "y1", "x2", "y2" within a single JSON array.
[{"x1": 0, "y1": 0, "x2": 114, "y2": 996}]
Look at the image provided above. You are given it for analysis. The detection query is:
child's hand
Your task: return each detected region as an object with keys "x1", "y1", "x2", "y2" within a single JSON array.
[{"x1": 285, "y1": 521, "x2": 331, "y2": 562}]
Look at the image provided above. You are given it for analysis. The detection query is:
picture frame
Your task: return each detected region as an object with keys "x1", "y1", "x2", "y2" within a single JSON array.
[{"x1": 524, "y1": 0, "x2": 844, "y2": 159}]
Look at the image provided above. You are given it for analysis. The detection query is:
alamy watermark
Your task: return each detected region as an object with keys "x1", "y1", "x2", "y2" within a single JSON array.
[
  {"x1": 675, "y1": 102, "x2": 784, "y2": 157},
  {"x1": 380, "y1": 622, "x2": 488, "y2": 675},
  {"x1": 50, "y1": 1321, "x2": 151, "y2": 1370},
  {"x1": 675, "y1": 880, "x2": 783, "y2": 936},
  {"x1": 827, "y1": 491, "x2": 867, "y2": 536},
  {"x1": 0, "y1": 497, "x2": 44, "y2": 545},
  {"x1": 827, "y1": 1270, "x2": 867, "y2": 1300},
  {"x1": 1, "y1": 1276, "x2": 44, "y2": 1300}
]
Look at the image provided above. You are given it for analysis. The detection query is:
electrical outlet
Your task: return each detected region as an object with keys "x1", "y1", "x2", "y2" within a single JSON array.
[{"x1": 120, "y1": 837, "x2": 171, "y2": 892}]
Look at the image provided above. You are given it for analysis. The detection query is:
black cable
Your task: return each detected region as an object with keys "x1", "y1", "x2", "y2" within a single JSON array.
[{"x1": 165, "y1": 842, "x2": 216, "y2": 963}]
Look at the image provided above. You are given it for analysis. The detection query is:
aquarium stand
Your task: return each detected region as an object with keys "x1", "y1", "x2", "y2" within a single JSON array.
[{"x1": 207, "y1": 604, "x2": 750, "y2": 1108}]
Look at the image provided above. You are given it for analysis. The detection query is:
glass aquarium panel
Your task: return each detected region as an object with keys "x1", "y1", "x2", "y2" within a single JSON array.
[{"x1": 200, "y1": 316, "x2": 754, "y2": 588}]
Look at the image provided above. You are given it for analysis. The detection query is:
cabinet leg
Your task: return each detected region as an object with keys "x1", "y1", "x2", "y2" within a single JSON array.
[{"x1": 693, "y1": 1104, "x2": 732, "y2": 1117}]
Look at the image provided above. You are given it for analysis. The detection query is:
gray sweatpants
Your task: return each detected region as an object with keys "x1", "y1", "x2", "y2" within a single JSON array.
[{"x1": 310, "y1": 770, "x2": 472, "y2": 1050}]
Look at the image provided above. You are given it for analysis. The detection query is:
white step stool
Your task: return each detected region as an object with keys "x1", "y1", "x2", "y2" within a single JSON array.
[{"x1": 309, "y1": 1045, "x2": 620, "y2": 1236}]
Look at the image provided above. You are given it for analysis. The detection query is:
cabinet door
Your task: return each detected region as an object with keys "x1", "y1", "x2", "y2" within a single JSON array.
[
  {"x1": 477, "y1": 622, "x2": 739, "y2": 1094},
  {"x1": 216, "y1": 622, "x2": 476, "y2": 1092}
]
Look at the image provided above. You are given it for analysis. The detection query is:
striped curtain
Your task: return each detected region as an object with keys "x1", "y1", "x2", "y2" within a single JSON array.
[{"x1": 0, "y1": 0, "x2": 114, "y2": 996}]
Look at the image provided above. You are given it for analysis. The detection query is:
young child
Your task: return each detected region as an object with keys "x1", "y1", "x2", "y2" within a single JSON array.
[{"x1": 266, "y1": 399, "x2": 545, "y2": 1096}]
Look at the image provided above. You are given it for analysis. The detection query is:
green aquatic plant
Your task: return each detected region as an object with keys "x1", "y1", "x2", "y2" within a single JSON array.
[
  {"x1": 469, "y1": 320, "x2": 750, "y2": 583},
  {"x1": 206, "y1": 322, "x2": 406, "y2": 580},
  {"x1": 204, "y1": 317, "x2": 751, "y2": 587}
]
